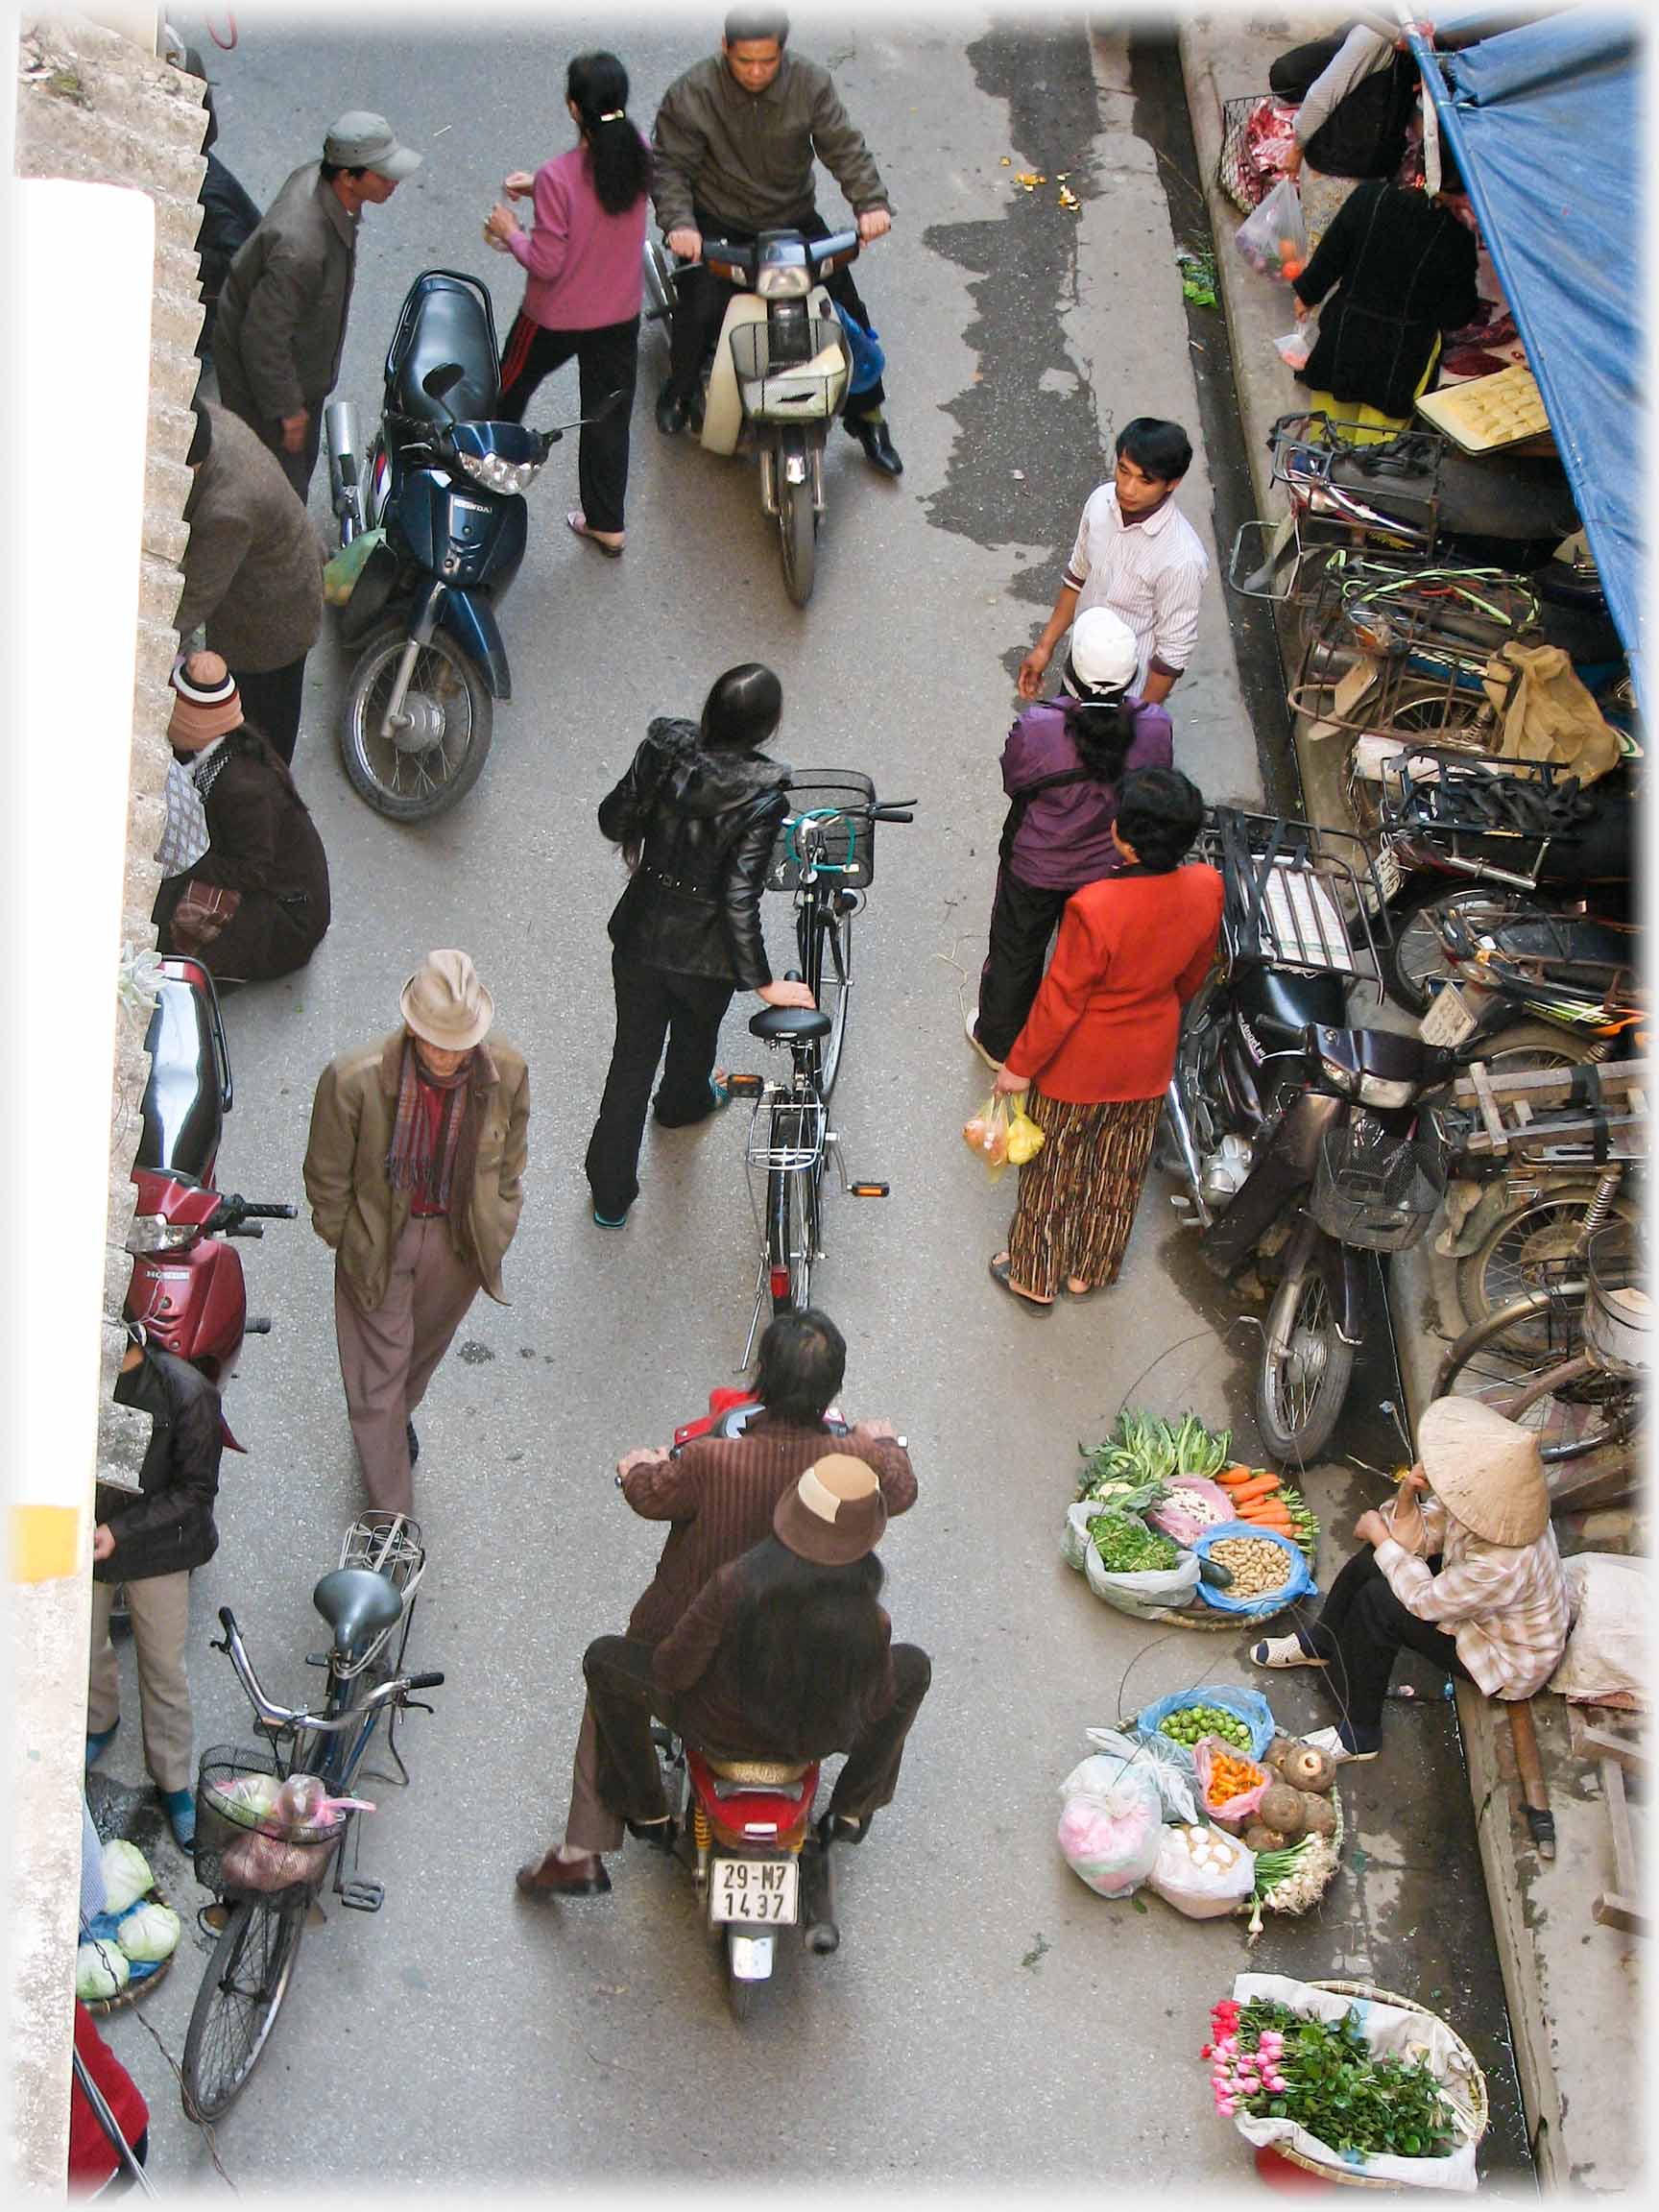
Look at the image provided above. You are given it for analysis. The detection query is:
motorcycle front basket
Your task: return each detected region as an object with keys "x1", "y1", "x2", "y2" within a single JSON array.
[
  {"x1": 729, "y1": 318, "x2": 850, "y2": 423},
  {"x1": 1310, "y1": 1121, "x2": 1440, "y2": 1252}
]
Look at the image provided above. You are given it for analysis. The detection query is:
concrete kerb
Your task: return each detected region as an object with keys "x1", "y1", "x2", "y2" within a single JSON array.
[{"x1": 1173, "y1": 18, "x2": 1566, "y2": 2189}]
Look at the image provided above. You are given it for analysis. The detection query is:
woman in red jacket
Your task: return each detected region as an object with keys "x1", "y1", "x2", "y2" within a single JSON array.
[{"x1": 989, "y1": 767, "x2": 1221, "y2": 1307}]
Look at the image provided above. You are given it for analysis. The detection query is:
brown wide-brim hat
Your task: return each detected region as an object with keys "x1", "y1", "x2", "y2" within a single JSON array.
[
  {"x1": 400, "y1": 950, "x2": 493, "y2": 1050},
  {"x1": 1417, "y1": 1396, "x2": 1550, "y2": 1547},
  {"x1": 774, "y1": 1455, "x2": 887, "y2": 1567}
]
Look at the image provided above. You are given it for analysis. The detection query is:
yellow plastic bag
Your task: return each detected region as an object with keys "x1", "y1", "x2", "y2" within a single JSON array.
[
  {"x1": 1007, "y1": 1096, "x2": 1046, "y2": 1166},
  {"x1": 963, "y1": 1091, "x2": 1011, "y2": 1182}
]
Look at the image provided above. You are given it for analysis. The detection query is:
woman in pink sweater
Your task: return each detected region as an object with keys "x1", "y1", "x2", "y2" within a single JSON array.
[{"x1": 484, "y1": 53, "x2": 650, "y2": 556}]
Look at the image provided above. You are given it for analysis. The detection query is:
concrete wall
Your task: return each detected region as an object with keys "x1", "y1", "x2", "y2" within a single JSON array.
[{"x1": 9, "y1": 13, "x2": 205, "y2": 2189}]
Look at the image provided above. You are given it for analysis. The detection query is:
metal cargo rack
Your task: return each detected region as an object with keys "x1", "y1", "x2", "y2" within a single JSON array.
[
  {"x1": 1372, "y1": 748, "x2": 1590, "y2": 891},
  {"x1": 1439, "y1": 1056, "x2": 1649, "y2": 1165},
  {"x1": 1226, "y1": 414, "x2": 1449, "y2": 607},
  {"x1": 1203, "y1": 805, "x2": 1391, "y2": 993}
]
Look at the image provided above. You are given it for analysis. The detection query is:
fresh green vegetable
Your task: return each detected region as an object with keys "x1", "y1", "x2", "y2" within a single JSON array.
[
  {"x1": 1157, "y1": 1702, "x2": 1254, "y2": 1750},
  {"x1": 1232, "y1": 1998, "x2": 1458, "y2": 2160},
  {"x1": 1079, "y1": 1408, "x2": 1233, "y2": 1502},
  {"x1": 100, "y1": 1839, "x2": 154, "y2": 1915},
  {"x1": 76, "y1": 1937, "x2": 131, "y2": 2002},
  {"x1": 1088, "y1": 1511, "x2": 1179, "y2": 1574},
  {"x1": 116, "y1": 1901, "x2": 180, "y2": 1963}
]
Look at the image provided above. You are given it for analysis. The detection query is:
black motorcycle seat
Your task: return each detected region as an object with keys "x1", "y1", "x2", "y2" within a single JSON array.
[
  {"x1": 389, "y1": 276, "x2": 499, "y2": 424},
  {"x1": 1236, "y1": 963, "x2": 1345, "y2": 1048},
  {"x1": 749, "y1": 1005, "x2": 833, "y2": 1043},
  {"x1": 312, "y1": 1568, "x2": 402, "y2": 1652}
]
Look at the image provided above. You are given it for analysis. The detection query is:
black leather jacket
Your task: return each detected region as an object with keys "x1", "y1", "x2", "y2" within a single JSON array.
[
  {"x1": 96, "y1": 1344, "x2": 222, "y2": 1584},
  {"x1": 600, "y1": 719, "x2": 790, "y2": 989}
]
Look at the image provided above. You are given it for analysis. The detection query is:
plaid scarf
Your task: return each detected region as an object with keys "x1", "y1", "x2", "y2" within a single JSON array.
[{"x1": 384, "y1": 1039, "x2": 477, "y2": 1213}]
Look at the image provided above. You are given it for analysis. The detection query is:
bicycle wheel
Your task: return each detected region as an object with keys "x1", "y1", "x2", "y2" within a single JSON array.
[
  {"x1": 1382, "y1": 883, "x2": 1536, "y2": 1016},
  {"x1": 181, "y1": 1890, "x2": 307, "y2": 2120},
  {"x1": 803, "y1": 903, "x2": 852, "y2": 1101},
  {"x1": 1455, "y1": 1181, "x2": 1640, "y2": 1332},
  {"x1": 766, "y1": 1164, "x2": 819, "y2": 1315},
  {"x1": 1431, "y1": 1289, "x2": 1637, "y2": 1463}
]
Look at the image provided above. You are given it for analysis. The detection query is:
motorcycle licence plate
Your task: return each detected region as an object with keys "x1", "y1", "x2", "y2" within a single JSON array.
[
  {"x1": 1420, "y1": 982, "x2": 1479, "y2": 1046},
  {"x1": 709, "y1": 1857, "x2": 799, "y2": 1925}
]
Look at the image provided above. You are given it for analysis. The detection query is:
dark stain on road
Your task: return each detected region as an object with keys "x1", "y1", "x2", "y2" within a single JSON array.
[
  {"x1": 922, "y1": 22, "x2": 1107, "y2": 616},
  {"x1": 458, "y1": 1341, "x2": 494, "y2": 1365}
]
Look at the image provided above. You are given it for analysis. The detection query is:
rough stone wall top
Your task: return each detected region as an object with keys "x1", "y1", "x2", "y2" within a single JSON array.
[{"x1": 15, "y1": 13, "x2": 207, "y2": 1421}]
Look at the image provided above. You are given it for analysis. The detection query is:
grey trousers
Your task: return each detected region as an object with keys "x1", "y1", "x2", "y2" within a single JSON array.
[
  {"x1": 334, "y1": 1215, "x2": 482, "y2": 1515},
  {"x1": 88, "y1": 1573, "x2": 194, "y2": 1793}
]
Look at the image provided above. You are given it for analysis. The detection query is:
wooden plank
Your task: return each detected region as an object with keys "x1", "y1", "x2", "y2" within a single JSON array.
[
  {"x1": 1471, "y1": 1060, "x2": 1508, "y2": 1152},
  {"x1": 1452, "y1": 1058, "x2": 1650, "y2": 1109},
  {"x1": 1578, "y1": 1727, "x2": 1645, "y2": 1773},
  {"x1": 1593, "y1": 1758, "x2": 1648, "y2": 1937}
]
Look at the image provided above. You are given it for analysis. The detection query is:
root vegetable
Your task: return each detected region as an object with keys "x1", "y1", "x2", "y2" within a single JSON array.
[
  {"x1": 1263, "y1": 1734, "x2": 1297, "y2": 1773},
  {"x1": 1300, "y1": 1791, "x2": 1337, "y2": 1839},
  {"x1": 1259, "y1": 1782, "x2": 1307, "y2": 1839},
  {"x1": 1243, "y1": 1823, "x2": 1287, "y2": 1855},
  {"x1": 1284, "y1": 1742, "x2": 1336, "y2": 1793}
]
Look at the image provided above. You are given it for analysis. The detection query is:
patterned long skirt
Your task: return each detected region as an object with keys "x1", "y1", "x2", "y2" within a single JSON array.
[{"x1": 1006, "y1": 1090, "x2": 1163, "y2": 1300}]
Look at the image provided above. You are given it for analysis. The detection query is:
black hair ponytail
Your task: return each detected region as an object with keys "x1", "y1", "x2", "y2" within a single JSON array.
[
  {"x1": 567, "y1": 52, "x2": 651, "y2": 216},
  {"x1": 1062, "y1": 694, "x2": 1137, "y2": 786}
]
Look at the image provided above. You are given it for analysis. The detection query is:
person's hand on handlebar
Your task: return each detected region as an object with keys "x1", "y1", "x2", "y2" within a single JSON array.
[
  {"x1": 757, "y1": 978, "x2": 817, "y2": 1009},
  {"x1": 855, "y1": 207, "x2": 892, "y2": 244},
  {"x1": 666, "y1": 226, "x2": 703, "y2": 263}
]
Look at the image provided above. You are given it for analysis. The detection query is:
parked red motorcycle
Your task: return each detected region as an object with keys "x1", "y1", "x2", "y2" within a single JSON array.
[{"x1": 123, "y1": 955, "x2": 295, "y2": 1448}]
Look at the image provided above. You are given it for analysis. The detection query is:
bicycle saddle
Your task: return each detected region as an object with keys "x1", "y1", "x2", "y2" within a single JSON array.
[
  {"x1": 312, "y1": 1568, "x2": 403, "y2": 1653},
  {"x1": 749, "y1": 1005, "x2": 832, "y2": 1042}
]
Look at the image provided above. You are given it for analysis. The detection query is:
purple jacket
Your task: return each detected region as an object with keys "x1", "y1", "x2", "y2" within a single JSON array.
[{"x1": 999, "y1": 698, "x2": 1174, "y2": 888}]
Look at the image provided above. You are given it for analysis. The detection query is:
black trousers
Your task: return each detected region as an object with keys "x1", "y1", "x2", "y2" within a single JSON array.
[
  {"x1": 1268, "y1": 31, "x2": 1348, "y2": 103},
  {"x1": 584, "y1": 953, "x2": 735, "y2": 1218},
  {"x1": 230, "y1": 656, "x2": 308, "y2": 768},
  {"x1": 665, "y1": 204, "x2": 885, "y2": 422},
  {"x1": 583, "y1": 1633, "x2": 932, "y2": 1827},
  {"x1": 1299, "y1": 1547, "x2": 1468, "y2": 1738},
  {"x1": 495, "y1": 311, "x2": 640, "y2": 536},
  {"x1": 974, "y1": 866, "x2": 1077, "y2": 1063}
]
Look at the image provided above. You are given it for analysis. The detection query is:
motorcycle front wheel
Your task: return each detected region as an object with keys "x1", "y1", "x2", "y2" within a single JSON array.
[
  {"x1": 779, "y1": 475, "x2": 818, "y2": 608},
  {"x1": 1256, "y1": 1248, "x2": 1356, "y2": 1467},
  {"x1": 340, "y1": 617, "x2": 493, "y2": 823}
]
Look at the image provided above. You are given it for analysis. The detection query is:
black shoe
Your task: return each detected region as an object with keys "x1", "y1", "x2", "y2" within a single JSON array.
[
  {"x1": 517, "y1": 1849, "x2": 613, "y2": 1900},
  {"x1": 406, "y1": 1422, "x2": 420, "y2": 1467},
  {"x1": 816, "y1": 1809, "x2": 872, "y2": 1848},
  {"x1": 625, "y1": 1815, "x2": 679, "y2": 1853},
  {"x1": 846, "y1": 416, "x2": 903, "y2": 476},
  {"x1": 656, "y1": 385, "x2": 691, "y2": 436}
]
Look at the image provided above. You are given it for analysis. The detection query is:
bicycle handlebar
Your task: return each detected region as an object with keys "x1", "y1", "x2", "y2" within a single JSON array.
[
  {"x1": 404, "y1": 1671, "x2": 445, "y2": 1692},
  {"x1": 215, "y1": 1605, "x2": 437, "y2": 1733}
]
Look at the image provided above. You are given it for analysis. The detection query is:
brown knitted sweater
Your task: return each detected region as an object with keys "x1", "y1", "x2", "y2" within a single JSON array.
[{"x1": 621, "y1": 1414, "x2": 916, "y2": 1647}]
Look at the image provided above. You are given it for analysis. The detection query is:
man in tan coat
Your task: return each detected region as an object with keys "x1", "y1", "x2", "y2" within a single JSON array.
[{"x1": 303, "y1": 951, "x2": 529, "y2": 1514}]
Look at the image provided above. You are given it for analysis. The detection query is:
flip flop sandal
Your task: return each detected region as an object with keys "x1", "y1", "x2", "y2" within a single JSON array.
[
  {"x1": 988, "y1": 1254, "x2": 1053, "y2": 1312},
  {"x1": 567, "y1": 510, "x2": 624, "y2": 559},
  {"x1": 1249, "y1": 1633, "x2": 1327, "y2": 1670},
  {"x1": 708, "y1": 1072, "x2": 735, "y2": 1111}
]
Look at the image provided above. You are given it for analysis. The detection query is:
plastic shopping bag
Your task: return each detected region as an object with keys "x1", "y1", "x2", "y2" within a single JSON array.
[
  {"x1": 1193, "y1": 1736, "x2": 1272, "y2": 1831},
  {"x1": 1235, "y1": 177, "x2": 1308, "y2": 283},
  {"x1": 1006, "y1": 1097, "x2": 1046, "y2": 1166},
  {"x1": 1274, "y1": 325, "x2": 1312, "y2": 372},
  {"x1": 962, "y1": 1090, "x2": 1011, "y2": 1182},
  {"x1": 1083, "y1": 1727, "x2": 1198, "y2": 1826},
  {"x1": 1150, "y1": 1820, "x2": 1258, "y2": 1918},
  {"x1": 323, "y1": 526, "x2": 386, "y2": 606},
  {"x1": 1057, "y1": 1750, "x2": 1165, "y2": 1899},
  {"x1": 1083, "y1": 1529, "x2": 1200, "y2": 1618}
]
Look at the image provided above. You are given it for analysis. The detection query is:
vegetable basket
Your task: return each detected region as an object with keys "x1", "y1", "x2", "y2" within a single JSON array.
[
  {"x1": 194, "y1": 1744, "x2": 349, "y2": 1901},
  {"x1": 1193, "y1": 1524, "x2": 1315, "y2": 1616}
]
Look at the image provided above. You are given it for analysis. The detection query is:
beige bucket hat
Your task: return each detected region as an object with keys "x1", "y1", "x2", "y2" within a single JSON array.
[
  {"x1": 773, "y1": 1455, "x2": 887, "y2": 1567},
  {"x1": 400, "y1": 950, "x2": 493, "y2": 1050},
  {"x1": 1418, "y1": 1396, "x2": 1550, "y2": 1547}
]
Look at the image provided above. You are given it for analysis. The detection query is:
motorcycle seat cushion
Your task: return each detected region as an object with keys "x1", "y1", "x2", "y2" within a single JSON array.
[
  {"x1": 389, "y1": 275, "x2": 500, "y2": 424},
  {"x1": 704, "y1": 1754, "x2": 811, "y2": 1789}
]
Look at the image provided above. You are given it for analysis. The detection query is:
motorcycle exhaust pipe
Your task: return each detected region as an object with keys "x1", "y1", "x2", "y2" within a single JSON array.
[
  {"x1": 325, "y1": 399, "x2": 365, "y2": 541},
  {"x1": 801, "y1": 1836, "x2": 840, "y2": 1954}
]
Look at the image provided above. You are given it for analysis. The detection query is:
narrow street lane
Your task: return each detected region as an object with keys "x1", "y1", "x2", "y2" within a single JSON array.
[{"x1": 98, "y1": 12, "x2": 1526, "y2": 2185}]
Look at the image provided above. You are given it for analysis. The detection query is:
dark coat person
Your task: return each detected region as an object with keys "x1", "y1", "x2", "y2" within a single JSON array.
[
  {"x1": 152, "y1": 652, "x2": 331, "y2": 983},
  {"x1": 175, "y1": 401, "x2": 325, "y2": 766}
]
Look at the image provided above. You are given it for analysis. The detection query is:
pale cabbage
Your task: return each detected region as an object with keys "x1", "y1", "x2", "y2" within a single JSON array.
[
  {"x1": 76, "y1": 1937, "x2": 132, "y2": 2002},
  {"x1": 100, "y1": 1839, "x2": 154, "y2": 1915},
  {"x1": 116, "y1": 1901, "x2": 180, "y2": 1963}
]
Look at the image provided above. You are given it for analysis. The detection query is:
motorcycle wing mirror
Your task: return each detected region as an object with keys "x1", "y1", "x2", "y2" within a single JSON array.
[{"x1": 421, "y1": 361, "x2": 466, "y2": 422}]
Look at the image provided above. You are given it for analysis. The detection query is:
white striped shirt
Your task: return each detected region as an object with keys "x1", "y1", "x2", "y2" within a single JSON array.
[
  {"x1": 1063, "y1": 485, "x2": 1210, "y2": 688},
  {"x1": 1375, "y1": 1499, "x2": 1572, "y2": 1699}
]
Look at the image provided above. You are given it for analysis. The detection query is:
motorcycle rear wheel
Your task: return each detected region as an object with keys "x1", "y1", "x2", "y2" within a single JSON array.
[
  {"x1": 340, "y1": 617, "x2": 493, "y2": 823},
  {"x1": 1382, "y1": 882, "x2": 1535, "y2": 1015},
  {"x1": 1256, "y1": 1254, "x2": 1355, "y2": 1467},
  {"x1": 779, "y1": 475, "x2": 818, "y2": 608}
]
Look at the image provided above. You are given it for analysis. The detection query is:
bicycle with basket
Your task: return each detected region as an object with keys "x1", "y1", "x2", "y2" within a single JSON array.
[
  {"x1": 180, "y1": 1511, "x2": 444, "y2": 2121},
  {"x1": 725, "y1": 771, "x2": 914, "y2": 1362}
]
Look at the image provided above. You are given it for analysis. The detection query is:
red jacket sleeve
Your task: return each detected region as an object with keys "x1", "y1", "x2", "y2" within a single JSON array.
[
  {"x1": 1004, "y1": 893, "x2": 1111, "y2": 1085},
  {"x1": 1173, "y1": 871, "x2": 1224, "y2": 1003}
]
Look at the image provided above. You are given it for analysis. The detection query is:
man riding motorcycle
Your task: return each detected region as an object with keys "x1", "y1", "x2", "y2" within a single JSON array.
[
  {"x1": 516, "y1": 1309, "x2": 916, "y2": 1899},
  {"x1": 650, "y1": 6, "x2": 904, "y2": 475}
]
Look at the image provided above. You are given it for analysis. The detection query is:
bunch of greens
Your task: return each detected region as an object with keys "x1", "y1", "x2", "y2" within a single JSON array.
[
  {"x1": 1231, "y1": 1998, "x2": 1459, "y2": 2160},
  {"x1": 1088, "y1": 1511, "x2": 1179, "y2": 1575},
  {"x1": 1078, "y1": 1409, "x2": 1232, "y2": 1503}
]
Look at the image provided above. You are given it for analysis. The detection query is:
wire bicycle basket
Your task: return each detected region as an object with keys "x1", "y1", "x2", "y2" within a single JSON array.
[
  {"x1": 1310, "y1": 1119, "x2": 1442, "y2": 1252},
  {"x1": 1227, "y1": 416, "x2": 1448, "y2": 605},
  {"x1": 729, "y1": 317, "x2": 850, "y2": 423},
  {"x1": 767, "y1": 768, "x2": 878, "y2": 892},
  {"x1": 193, "y1": 1744, "x2": 351, "y2": 1902}
]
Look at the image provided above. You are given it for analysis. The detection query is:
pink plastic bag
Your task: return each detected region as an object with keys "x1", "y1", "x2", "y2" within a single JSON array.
[{"x1": 1194, "y1": 1736, "x2": 1271, "y2": 1831}]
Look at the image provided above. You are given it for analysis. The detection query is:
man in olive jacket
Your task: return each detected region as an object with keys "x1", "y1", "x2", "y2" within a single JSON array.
[
  {"x1": 213, "y1": 109, "x2": 421, "y2": 500},
  {"x1": 175, "y1": 401, "x2": 325, "y2": 766},
  {"x1": 303, "y1": 950, "x2": 530, "y2": 1515},
  {"x1": 651, "y1": 8, "x2": 903, "y2": 473}
]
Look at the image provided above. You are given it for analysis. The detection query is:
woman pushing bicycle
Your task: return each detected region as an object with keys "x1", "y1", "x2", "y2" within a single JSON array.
[{"x1": 585, "y1": 663, "x2": 814, "y2": 1228}]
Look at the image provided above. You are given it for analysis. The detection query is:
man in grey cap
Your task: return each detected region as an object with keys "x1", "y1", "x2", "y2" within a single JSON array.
[{"x1": 213, "y1": 110, "x2": 421, "y2": 500}]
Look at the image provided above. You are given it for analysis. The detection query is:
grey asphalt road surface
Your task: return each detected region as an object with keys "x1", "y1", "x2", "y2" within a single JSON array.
[{"x1": 90, "y1": 9, "x2": 1526, "y2": 2190}]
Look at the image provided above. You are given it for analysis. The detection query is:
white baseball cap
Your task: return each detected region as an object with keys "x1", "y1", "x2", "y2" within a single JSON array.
[{"x1": 1067, "y1": 607, "x2": 1140, "y2": 694}]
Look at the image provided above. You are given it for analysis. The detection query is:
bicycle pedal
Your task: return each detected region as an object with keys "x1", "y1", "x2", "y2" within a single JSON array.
[
  {"x1": 338, "y1": 1878, "x2": 385, "y2": 1913},
  {"x1": 305, "y1": 1650, "x2": 330, "y2": 1669},
  {"x1": 849, "y1": 1182, "x2": 889, "y2": 1198},
  {"x1": 726, "y1": 1072, "x2": 765, "y2": 1097}
]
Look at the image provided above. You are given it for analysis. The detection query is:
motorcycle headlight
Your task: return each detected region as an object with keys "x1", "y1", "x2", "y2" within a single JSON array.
[
  {"x1": 126, "y1": 1215, "x2": 195, "y2": 1255},
  {"x1": 1317, "y1": 1052, "x2": 1361, "y2": 1099},
  {"x1": 1356, "y1": 1072, "x2": 1419, "y2": 1109},
  {"x1": 756, "y1": 264, "x2": 811, "y2": 298},
  {"x1": 458, "y1": 447, "x2": 542, "y2": 495}
]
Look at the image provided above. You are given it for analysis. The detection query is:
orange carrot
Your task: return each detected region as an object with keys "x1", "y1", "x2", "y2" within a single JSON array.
[
  {"x1": 1216, "y1": 1464, "x2": 1258, "y2": 1489},
  {"x1": 1241, "y1": 1504, "x2": 1294, "y2": 1527},
  {"x1": 1230, "y1": 1473, "x2": 1281, "y2": 1505}
]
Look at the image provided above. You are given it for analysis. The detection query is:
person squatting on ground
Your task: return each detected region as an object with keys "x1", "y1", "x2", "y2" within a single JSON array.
[
  {"x1": 86, "y1": 1324, "x2": 223, "y2": 1850},
  {"x1": 1252, "y1": 1397, "x2": 1572, "y2": 1764},
  {"x1": 303, "y1": 951, "x2": 530, "y2": 1515},
  {"x1": 152, "y1": 653, "x2": 331, "y2": 985},
  {"x1": 484, "y1": 52, "x2": 652, "y2": 557},
  {"x1": 651, "y1": 7, "x2": 904, "y2": 475},
  {"x1": 969, "y1": 606, "x2": 1174, "y2": 1070},
  {"x1": 213, "y1": 108, "x2": 421, "y2": 500},
  {"x1": 584, "y1": 661, "x2": 814, "y2": 1228},
  {"x1": 1019, "y1": 418, "x2": 1210, "y2": 708},
  {"x1": 579, "y1": 1457, "x2": 931, "y2": 1867},
  {"x1": 174, "y1": 399, "x2": 325, "y2": 768},
  {"x1": 517, "y1": 1307, "x2": 916, "y2": 1898},
  {"x1": 990, "y1": 767, "x2": 1222, "y2": 1308}
]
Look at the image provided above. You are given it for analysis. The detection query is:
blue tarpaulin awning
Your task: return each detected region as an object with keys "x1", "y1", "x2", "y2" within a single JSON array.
[{"x1": 1405, "y1": 11, "x2": 1645, "y2": 695}]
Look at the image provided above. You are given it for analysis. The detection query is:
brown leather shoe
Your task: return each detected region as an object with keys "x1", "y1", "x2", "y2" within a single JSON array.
[{"x1": 515, "y1": 1849, "x2": 612, "y2": 1899}]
